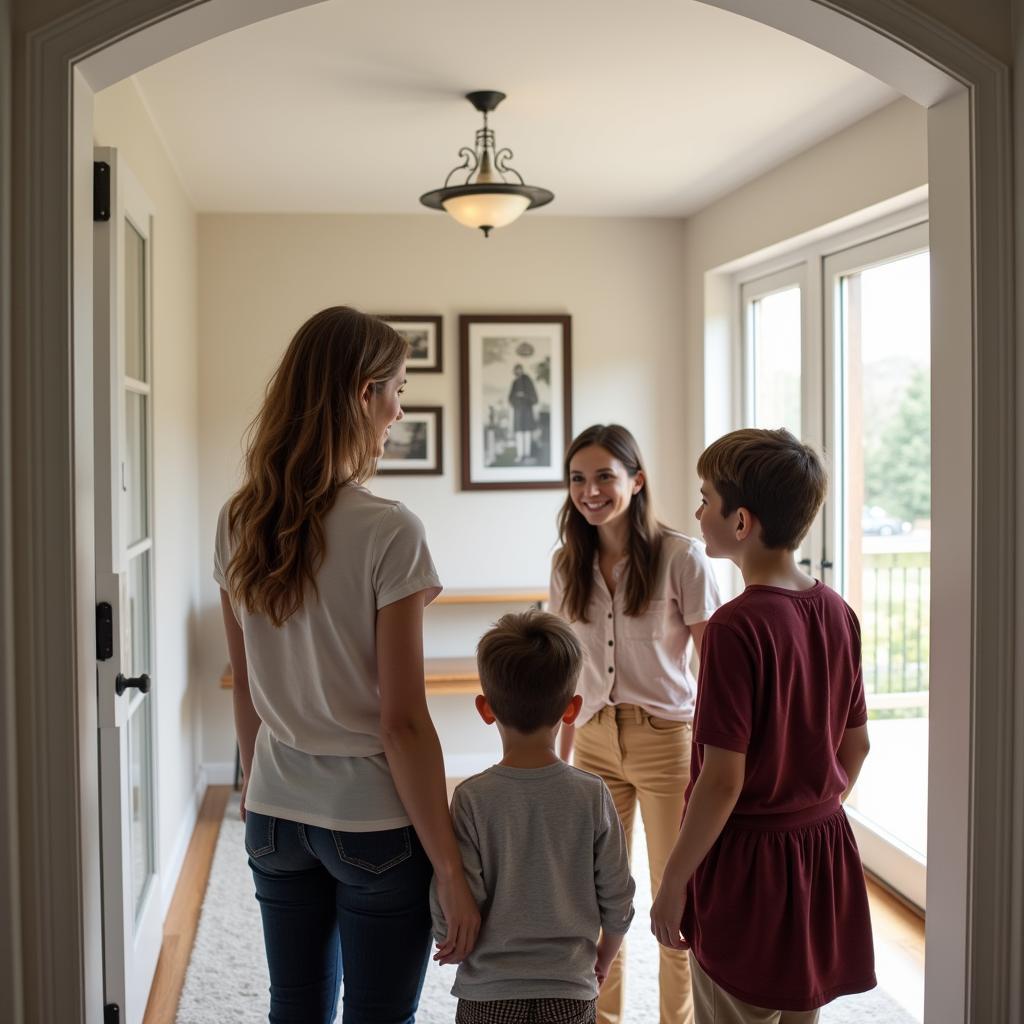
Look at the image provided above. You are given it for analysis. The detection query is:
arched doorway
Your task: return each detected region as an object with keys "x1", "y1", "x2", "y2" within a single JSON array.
[{"x1": 5, "y1": 1, "x2": 1017, "y2": 1021}]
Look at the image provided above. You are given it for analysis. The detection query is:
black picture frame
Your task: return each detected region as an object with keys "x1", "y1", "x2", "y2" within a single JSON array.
[
  {"x1": 377, "y1": 405, "x2": 444, "y2": 476},
  {"x1": 376, "y1": 315, "x2": 443, "y2": 373},
  {"x1": 459, "y1": 315, "x2": 572, "y2": 490}
]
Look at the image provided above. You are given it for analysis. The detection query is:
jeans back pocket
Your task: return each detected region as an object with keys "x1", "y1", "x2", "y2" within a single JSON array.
[
  {"x1": 331, "y1": 826, "x2": 412, "y2": 874},
  {"x1": 245, "y1": 812, "x2": 277, "y2": 859}
]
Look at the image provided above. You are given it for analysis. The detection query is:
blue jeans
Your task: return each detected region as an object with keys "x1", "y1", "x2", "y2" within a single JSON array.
[{"x1": 245, "y1": 812, "x2": 434, "y2": 1024}]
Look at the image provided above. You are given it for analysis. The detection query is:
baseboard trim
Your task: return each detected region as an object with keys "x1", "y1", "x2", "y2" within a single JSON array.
[
  {"x1": 200, "y1": 761, "x2": 236, "y2": 786},
  {"x1": 160, "y1": 767, "x2": 207, "y2": 916}
]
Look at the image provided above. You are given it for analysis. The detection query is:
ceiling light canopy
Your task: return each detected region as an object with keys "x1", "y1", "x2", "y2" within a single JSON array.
[{"x1": 420, "y1": 91, "x2": 554, "y2": 238}]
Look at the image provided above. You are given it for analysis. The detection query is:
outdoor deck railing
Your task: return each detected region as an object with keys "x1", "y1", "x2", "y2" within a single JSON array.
[{"x1": 860, "y1": 551, "x2": 930, "y2": 703}]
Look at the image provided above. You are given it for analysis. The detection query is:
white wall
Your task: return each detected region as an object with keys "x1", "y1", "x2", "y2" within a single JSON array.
[
  {"x1": 93, "y1": 78, "x2": 203, "y2": 904},
  {"x1": 197, "y1": 213, "x2": 688, "y2": 765},
  {"x1": 679, "y1": 97, "x2": 928, "y2": 492}
]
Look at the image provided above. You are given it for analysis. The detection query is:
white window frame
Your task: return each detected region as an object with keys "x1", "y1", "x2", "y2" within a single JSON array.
[
  {"x1": 821, "y1": 220, "x2": 930, "y2": 911},
  {"x1": 723, "y1": 196, "x2": 929, "y2": 586},
  {"x1": 708, "y1": 195, "x2": 931, "y2": 911}
]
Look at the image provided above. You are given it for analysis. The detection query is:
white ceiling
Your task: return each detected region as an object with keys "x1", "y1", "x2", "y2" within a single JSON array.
[{"x1": 131, "y1": 0, "x2": 900, "y2": 217}]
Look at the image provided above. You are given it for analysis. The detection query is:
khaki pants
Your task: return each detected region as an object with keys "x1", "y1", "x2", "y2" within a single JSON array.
[
  {"x1": 574, "y1": 705, "x2": 693, "y2": 1024},
  {"x1": 690, "y1": 956, "x2": 820, "y2": 1024}
]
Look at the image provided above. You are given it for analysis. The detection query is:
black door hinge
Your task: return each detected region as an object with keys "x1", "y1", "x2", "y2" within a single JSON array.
[
  {"x1": 94, "y1": 161, "x2": 111, "y2": 222},
  {"x1": 96, "y1": 602, "x2": 114, "y2": 662},
  {"x1": 104, "y1": 1004, "x2": 120, "y2": 1024}
]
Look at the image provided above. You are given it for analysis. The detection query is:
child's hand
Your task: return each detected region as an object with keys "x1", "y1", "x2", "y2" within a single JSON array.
[
  {"x1": 594, "y1": 931, "x2": 623, "y2": 988},
  {"x1": 650, "y1": 882, "x2": 689, "y2": 951}
]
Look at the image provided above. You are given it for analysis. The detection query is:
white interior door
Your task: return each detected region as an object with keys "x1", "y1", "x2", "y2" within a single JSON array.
[{"x1": 93, "y1": 146, "x2": 162, "y2": 1024}]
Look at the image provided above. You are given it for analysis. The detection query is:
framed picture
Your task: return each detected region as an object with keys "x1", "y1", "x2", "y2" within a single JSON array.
[
  {"x1": 459, "y1": 315, "x2": 572, "y2": 490},
  {"x1": 377, "y1": 406, "x2": 444, "y2": 475},
  {"x1": 376, "y1": 315, "x2": 443, "y2": 373}
]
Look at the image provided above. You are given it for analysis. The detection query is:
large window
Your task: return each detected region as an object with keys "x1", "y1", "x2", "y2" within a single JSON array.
[
  {"x1": 735, "y1": 211, "x2": 930, "y2": 912},
  {"x1": 824, "y1": 224, "x2": 930, "y2": 909},
  {"x1": 740, "y1": 268, "x2": 803, "y2": 436}
]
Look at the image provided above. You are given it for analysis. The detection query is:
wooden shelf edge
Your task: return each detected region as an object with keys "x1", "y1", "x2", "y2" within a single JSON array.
[
  {"x1": 433, "y1": 588, "x2": 548, "y2": 606},
  {"x1": 219, "y1": 658, "x2": 480, "y2": 696}
]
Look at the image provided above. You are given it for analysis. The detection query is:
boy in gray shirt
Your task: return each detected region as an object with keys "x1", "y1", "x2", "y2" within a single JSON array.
[{"x1": 430, "y1": 611, "x2": 635, "y2": 1024}]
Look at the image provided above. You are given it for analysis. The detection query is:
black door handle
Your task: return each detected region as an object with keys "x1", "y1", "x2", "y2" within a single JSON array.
[
  {"x1": 820, "y1": 560, "x2": 834, "y2": 570},
  {"x1": 798, "y1": 558, "x2": 812, "y2": 568},
  {"x1": 115, "y1": 672, "x2": 151, "y2": 697}
]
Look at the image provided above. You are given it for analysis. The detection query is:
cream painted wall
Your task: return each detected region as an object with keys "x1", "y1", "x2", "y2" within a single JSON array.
[
  {"x1": 93, "y1": 78, "x2": 203, "y2": 902},
  {"x1": 197, "y1": 213, "x2": 688, "y2": 766},
  {"x1": 679, "y1": 97, "x2": 928, "y2": 497}
]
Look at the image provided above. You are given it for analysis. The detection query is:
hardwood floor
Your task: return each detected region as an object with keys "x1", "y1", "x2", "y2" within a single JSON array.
[
  {"x1": 142, "y1": 785, "x2": 232, "y2": 1024},
  {"x1": 865, "y1": 875, "x2": 926, "y2": 1021},
  {"x1": 142, "y1": 784, "x2": 926, "y2": 1023}
]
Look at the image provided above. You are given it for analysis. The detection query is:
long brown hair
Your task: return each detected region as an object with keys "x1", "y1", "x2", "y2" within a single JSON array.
[
  {"x1": 553, "y1": 424, "x2": 663, "y2": 623},
  {"x1": 226, "y1": 306, "x2": 407, "y2": 626}
]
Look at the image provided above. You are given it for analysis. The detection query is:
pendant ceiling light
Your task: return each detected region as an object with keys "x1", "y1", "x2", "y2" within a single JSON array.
[{"x1": 420, "y1": 91, "x2": 554, "y2": 238}]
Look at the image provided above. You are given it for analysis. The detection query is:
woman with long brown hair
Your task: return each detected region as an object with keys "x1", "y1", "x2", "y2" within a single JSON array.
[
  {"x1": 550, "y1": 424, "x2": 720, "y2": 1024},
  {"x1": 214, "y1": 306, "x2": 478, "y2": 1023}
]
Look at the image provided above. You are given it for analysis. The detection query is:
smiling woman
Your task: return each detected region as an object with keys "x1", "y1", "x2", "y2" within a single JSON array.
[{"x1": 549, "y1": 423, "x2": 721, "y2": 1024}]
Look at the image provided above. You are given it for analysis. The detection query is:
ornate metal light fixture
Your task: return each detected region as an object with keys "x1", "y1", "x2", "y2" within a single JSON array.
[{"x1": 419, "y1": 91, "x2": 554, "y2": 238}]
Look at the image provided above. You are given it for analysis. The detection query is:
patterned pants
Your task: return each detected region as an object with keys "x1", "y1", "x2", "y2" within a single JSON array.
[{"x1": 456, "y1": 998, "x2": 598, "y2": 1024}]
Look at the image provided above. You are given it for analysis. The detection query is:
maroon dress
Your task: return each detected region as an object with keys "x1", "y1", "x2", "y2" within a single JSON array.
[{"x1": 681, "y1": 582, "x2": 876, "y2": 1012}]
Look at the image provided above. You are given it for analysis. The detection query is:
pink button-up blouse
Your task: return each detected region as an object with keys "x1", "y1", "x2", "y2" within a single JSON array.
[{"x1": 549, "y1": 531, "x2": 721, "y2": 727}]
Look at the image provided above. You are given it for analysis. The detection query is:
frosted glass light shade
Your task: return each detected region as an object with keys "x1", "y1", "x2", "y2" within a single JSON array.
[{"x1": 442, "y1": 192, "x2": 531, "y2": 230}]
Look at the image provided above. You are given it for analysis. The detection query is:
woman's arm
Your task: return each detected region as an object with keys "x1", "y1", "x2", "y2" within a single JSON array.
[
  {"x1": 377, "y1": 590, "x2": 480, "y2": 963},
  {"x1": 220, "y1": 589, "x2": 261, "y2": 820},
  {"x1": 649, "y1": 744, "x2": 745, "y2": 949},
  {"x1": 837, "y1": 724, "x2": 871, "y2": 801},
  {"x1": 689, "y1": 620, "x2": 707, "y2": 658}
]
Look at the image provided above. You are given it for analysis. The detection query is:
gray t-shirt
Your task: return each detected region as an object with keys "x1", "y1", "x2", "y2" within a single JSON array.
[
  {"x1": 214, "y1": 484, "x2": 441, "y2": 831},
  {"x1": 430, "y1": 762, "x2": 635, "y2": 1001}
]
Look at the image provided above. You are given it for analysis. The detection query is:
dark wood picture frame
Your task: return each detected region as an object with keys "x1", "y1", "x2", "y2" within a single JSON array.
[
  {"x1": 459, "y1": 314, "x2": 572, "y2": 491},
  {"x1": 377, "y1": 405, "x2": 444, "y2": 476},
  {"x1": 375, "y1": 315, "x2": 443, "y2": 373}
]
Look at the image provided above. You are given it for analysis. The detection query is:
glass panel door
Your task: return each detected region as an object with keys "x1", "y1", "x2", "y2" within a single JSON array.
[
  {"x1": 741, "y1": 270, "x2": 803, "y2": 436},
  {"x1": 824, "y1": 223, "x2": 930, "y2": 909},
  {"x1": 94, "y1": 147, "x2": 162, "y2": 1024},
  {"x1": 741, "y1": 265, "x2": 822, "y2": 576}
]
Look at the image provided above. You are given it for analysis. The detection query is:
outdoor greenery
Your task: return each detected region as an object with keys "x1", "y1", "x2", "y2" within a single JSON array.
[{"x1": 865, "y1": 366, "x2": 930, "y2": 522}]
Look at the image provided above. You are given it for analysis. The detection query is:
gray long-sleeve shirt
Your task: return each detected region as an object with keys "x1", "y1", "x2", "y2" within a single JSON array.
[{"x1": 430, "y1": 761, "x2": 635, "y2": 1001}]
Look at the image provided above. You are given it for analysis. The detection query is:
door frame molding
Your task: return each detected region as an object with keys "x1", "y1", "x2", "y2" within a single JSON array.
[{"x1": 5, "y1": 2, "x2": 1019, "y2": 1023}]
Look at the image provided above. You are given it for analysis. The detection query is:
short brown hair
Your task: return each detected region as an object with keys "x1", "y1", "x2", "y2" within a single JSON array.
[
  {"x1": 697, "y1": 428, "x2": 827, "y2": 550},
  {"x1": 476, "y1": 611, "x2": 583, "y2": 732}
]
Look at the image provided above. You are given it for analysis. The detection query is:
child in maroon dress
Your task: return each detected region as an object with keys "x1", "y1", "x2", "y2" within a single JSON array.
[{"x1": 650, "y1": 428, "x2": 875, "y2": 1023}]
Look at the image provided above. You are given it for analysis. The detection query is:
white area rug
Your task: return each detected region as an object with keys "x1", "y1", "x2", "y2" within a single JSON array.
[{"x1": 176, "y1": 794, "x2": 917, "y2": 1023}]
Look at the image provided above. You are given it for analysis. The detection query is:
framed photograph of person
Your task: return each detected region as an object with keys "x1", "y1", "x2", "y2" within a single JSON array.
[
  {"x1": 459, "y1": 314, "x2": 572, "y2": 490},
  {"x1": 376, "y1": 315, "x2": 443, "y2": 373},
  {"x1": 377, "y1": 406, "x2": 444, "y2": 476}
]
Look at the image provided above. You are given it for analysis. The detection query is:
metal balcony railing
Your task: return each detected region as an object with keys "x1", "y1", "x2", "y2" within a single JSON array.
[{"x1": 860, "y1": 551, "x2": 930, "y2": 707}]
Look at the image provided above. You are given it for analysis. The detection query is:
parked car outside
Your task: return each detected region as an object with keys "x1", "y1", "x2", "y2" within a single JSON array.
[{"x1": 862, "y1": 505, "x2": 913, "y2": 536}]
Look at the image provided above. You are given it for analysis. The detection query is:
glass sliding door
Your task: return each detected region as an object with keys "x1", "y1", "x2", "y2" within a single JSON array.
[
  {"x1": 739, "y1": 220, "x2": 931, "y2": 910},
  {"x1": 824, "y1": 222, "x2": 930, "y2": 909}
]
